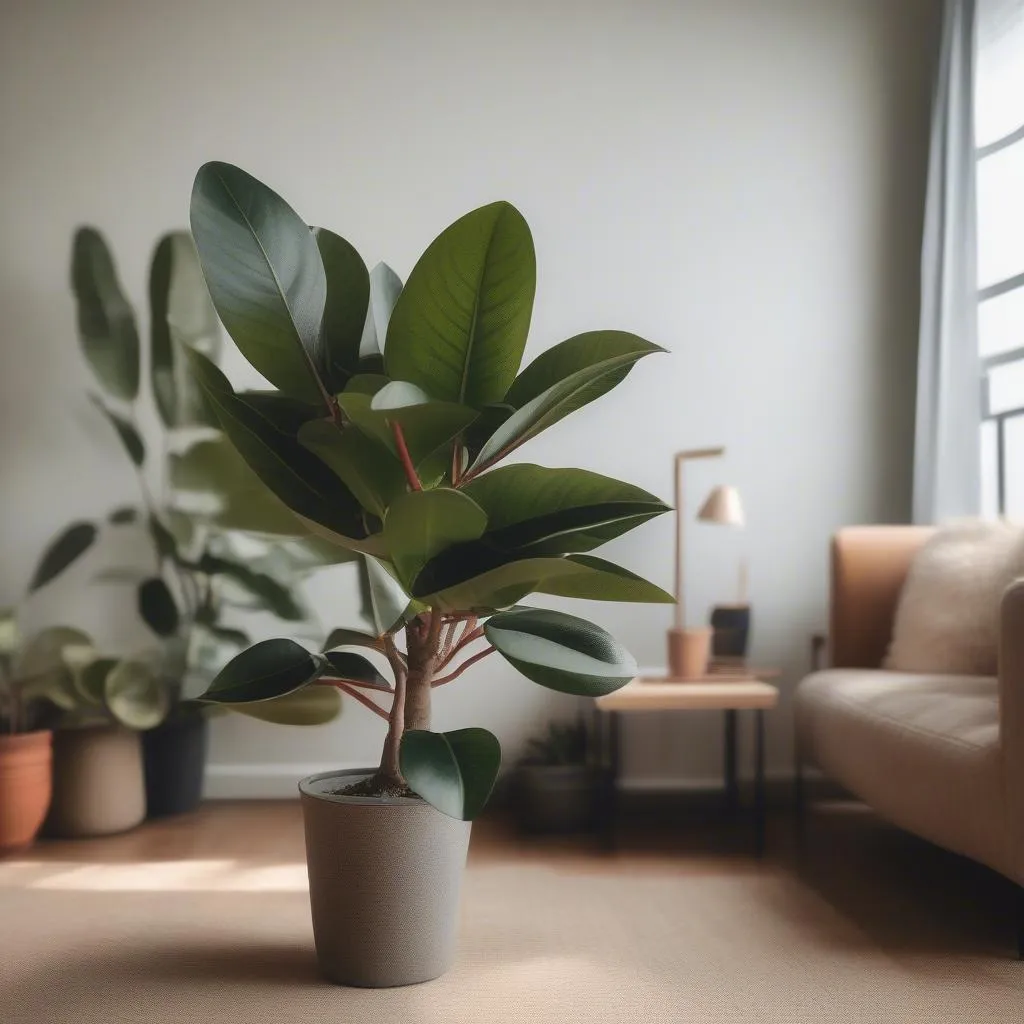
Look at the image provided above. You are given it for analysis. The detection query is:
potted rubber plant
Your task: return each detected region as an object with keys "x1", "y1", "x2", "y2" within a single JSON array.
[
  {"x1": 186, "y1": 161, "x2": 673, "y2": 987},
  {"x1": 514, "y1": 717, "x2": 599, "y2": 835},
  {"x1": 69, "y1": 227, "x2": 355, "y2": 817}
]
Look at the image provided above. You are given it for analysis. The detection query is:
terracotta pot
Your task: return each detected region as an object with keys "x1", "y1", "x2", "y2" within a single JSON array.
[
  {"x1": 0, "y1": 730, "x2": 53, "y2": 853},
  {"x1": 46, "y1": 725, "x2": 146, "y2": 838},
  {"x1": 299, "y1": 769, "x2": 471, "y2": 987},
  {"x1": 143, "y1": 710, "x2": 208, "y2": 818}
]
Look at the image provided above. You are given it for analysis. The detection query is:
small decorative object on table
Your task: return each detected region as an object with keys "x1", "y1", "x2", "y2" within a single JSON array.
[{"x1": 668, "y1": 449, "x2": 746, "y2": 679}]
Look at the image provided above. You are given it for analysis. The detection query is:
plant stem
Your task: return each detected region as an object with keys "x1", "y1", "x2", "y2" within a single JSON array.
[
  {"x1": 431, "y1": 645, "x2": 495, "y2": 687},
  {"x1": 391, "y1": 421, "x2": 422, "y2": 492},
  {"x1": 332, "y1": 681, "x2": 390, "y2": 720},
  {"x1": 378, "y1": 635, "x2": 408, "y2": 784}
]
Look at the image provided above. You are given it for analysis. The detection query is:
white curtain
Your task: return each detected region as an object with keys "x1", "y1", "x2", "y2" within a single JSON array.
[{"x1": 913, "y1": 0, "x2": 980, "y2": 524}]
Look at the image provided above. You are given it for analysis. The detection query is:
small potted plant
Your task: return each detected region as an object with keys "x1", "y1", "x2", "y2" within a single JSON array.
[
  {"x1": 186, "y1": 161, "x2": 673, "y2": 987},
  {"x1": 69, "y1": 227, "x2": 355, "y2": 817},
  {"x1": 515, "y1": 717, "x2": 599, "y2": 835}
]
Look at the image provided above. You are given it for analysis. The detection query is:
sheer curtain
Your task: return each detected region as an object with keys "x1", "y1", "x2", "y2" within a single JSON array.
[{"x1": 912, "y1": 0, "x2": 979, "y2": 524}]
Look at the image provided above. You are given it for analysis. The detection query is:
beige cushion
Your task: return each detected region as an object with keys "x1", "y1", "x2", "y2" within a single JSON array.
[
  {"x1": 884, "y1": 520, "x2": 1024, "y2": 675},
  {"x1": 795, "y1": 670, "x2": 1010, "y2": 878}
]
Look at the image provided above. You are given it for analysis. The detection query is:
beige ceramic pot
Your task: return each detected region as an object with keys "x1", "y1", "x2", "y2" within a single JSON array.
[
  {"x1": 299, "y1": 769, "x2": 471, "y2": 988},
  {"x1": 47, "y1": 725, "x2": 146, "y2": 838},
  {"x1": 0, "y1": 730, "x2": 53, "y2": 853}
]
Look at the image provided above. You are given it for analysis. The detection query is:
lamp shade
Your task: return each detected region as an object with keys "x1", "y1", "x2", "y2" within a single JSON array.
[{"x1": 696, "y1": 485, "x2": 745, "y2": 527}]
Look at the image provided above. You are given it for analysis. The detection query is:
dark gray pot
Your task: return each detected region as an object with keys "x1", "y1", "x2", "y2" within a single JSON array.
[
  {"x1": 516, "y1": 764, "x2": 599, "y2": 834},
  {"x1": 143, "y1": 709, "x2": 209, "y2": 819},
  {"x1": 299, "y1": 769, "x2": 471, "y2": 988}
]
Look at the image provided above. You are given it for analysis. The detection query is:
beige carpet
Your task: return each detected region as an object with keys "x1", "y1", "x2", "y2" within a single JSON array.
[{"x1": 2, "y1": 810, "x2": 1023, "y2": 1023}]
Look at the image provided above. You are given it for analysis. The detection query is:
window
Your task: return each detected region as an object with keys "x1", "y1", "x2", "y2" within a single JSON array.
[{"x1": 976, "y1": 1, "x2": 1024, "y2": 518}]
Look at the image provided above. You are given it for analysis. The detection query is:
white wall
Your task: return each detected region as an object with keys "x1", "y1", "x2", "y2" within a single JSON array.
[{"x1": 0, "y1": 0, "x2": 939, "y2": 795}]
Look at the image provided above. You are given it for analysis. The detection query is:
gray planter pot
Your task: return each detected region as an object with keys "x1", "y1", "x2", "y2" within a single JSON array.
[
  {"x1": 516, "y1": 764, "x2": 599, "y2": 834},
  {"x1": 46, "y1": 725, "x2": 146, "y2": 838},
  {"x1": 299, "y1": 769, "x2": 471, "y2": 988}
]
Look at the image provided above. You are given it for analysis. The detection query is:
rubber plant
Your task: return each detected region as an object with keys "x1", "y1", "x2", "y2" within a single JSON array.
[
  {"x1": 188, "y1": 161, "x2": 673, "y2": 818},
  {"x1": 68, "y1": 226, "x2": 362, "y2": 727}
]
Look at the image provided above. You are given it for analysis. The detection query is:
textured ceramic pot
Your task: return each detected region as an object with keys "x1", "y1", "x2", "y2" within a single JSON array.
[
  {"x1": 47, "y1": 725, "x2": 146, "y2": 838},
  {"x1": 143, "y1": 710, "x2": 208, "y2": 818},
  {"x1": 0, "y1": 730, "x2": 53, "y2": 853},
  {"x1": 299, "y1": 768, "x2": 471, "y2": 988}
]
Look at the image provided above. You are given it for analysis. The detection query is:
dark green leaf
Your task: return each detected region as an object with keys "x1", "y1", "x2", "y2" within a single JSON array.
[
  {"x1": 200, "y1": 638, "x2": 327, "y2": 704},
  {"x1": 314, "y1": 227, "x2": 370, "y2": 392},
  {"x1": 190, "y1": 161, "x2": 328, "y2": 406},
  {"x1": 533, "y1": 554, "x2": 675, "y2": 603},
  {"x1": 322, "y1": 627, "x2": 385, "y2": 653},
  {"x1": 185, "y1": 349, "x2": 370, "y2": 547},
  {"x1": 204, "y1": 623, "x2": 251, "y2": 647},
  {"x1": 485, "y1": 607, "x2": 636, "y2": 696},
  {"x1": 108, "y1": 506, "x2": 137, "y2": 525},
  {"x1": 414, "y1": 554, "x2": 589, "y2": 612},
  {"x1": 462, "y1": 464, "x2": 670, "y2": 555},
  {"x1": 29, "y1": 522, "x2": 97, "y2": 591},
  {"x1": 149, "y1": 231, "x2": 222, "y2": 427},
  {"x1": 335, "y1": 388, "x2": 476, "y2": 468},
  {"x1": 383, "y1": 488, "x2": 487, "y2": 588},
  {"x1": 298, "y1": 419, "x2": 407, "y2": 519},
  {"x1": 229, "y1": 684, "x2": 341, "y2": 725},
  {"x1": 138, "y1": 578, "x2": 180, "y2": 636},
  {"x1": 71, "y1": 227, "x2": 140, "y2": 400},
  {"x1": 323, "y1": 651, "x2": 391, "y2": 691},
  {"x1": 400, "y1": 727, "x2": 501, "y2": 820},
  {"x1": 147, "y1": 514, "x2": 179, "y2": 562},
  {"x1": 360, "y1": 262, "x2": 403, "y2": 359},
  {"x1": 91, "y1": 396, "x2": 145, "y2": 466},
  {"x1": 105, "y1": 658, "x2": 170, "y2": 730},
  {"x1": 385, "y1": 202, "x2": 536, "y2": 408},
  {"x1": 197, "y1": 554, "x2": 304, "y2": 621}
]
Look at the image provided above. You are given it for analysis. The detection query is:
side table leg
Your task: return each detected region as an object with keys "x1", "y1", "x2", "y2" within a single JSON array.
[
  {"x1": 602, "y1": 711, "x2": 620, "y2": 851},
  {"x1": 754, "y1": 708, "x2": 766, "y2": 858},
  {"x1": 724, "y1": 709, "x2": 739, "y2": 816}
]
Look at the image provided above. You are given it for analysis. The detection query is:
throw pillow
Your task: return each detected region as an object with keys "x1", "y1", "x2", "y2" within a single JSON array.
[{"x1": 884, "y1": 519, "x2": 1024, "y2": 675}]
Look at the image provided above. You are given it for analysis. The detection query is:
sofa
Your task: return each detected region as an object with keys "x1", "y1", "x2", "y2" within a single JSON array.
[{"x1": 794, "y1": 526, "x2": 1024, "y2": 952}]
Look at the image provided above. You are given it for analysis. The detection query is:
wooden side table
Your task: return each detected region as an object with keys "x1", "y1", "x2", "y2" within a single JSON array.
[{"x1": 595, "y1": 673, "x2": 780, "y2": 856}]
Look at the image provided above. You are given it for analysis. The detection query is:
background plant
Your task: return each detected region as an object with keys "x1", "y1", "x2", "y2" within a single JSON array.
[
  {"x1": 187, "y1": 161, "x2": 673, "y2": 816},
  {"x1": 62, "y1": 226, "x2": 369, "y2": 727}
]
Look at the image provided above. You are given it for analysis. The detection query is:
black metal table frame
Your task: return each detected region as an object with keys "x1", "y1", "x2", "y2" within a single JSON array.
[{"x1": 598, "y1": 706, "x2": 767, "y2": 856}]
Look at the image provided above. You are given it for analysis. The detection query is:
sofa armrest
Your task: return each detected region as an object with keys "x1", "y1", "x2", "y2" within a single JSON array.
[
  {"x1": 1001, "y1": 578, "x2": 1024, "y2": 885},
  {"x1": 830, "y1": 526, "x2": 935, "y2": 669}
]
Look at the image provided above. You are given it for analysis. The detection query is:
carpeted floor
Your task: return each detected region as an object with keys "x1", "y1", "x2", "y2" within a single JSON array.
[{"x1": 2, "y1": 802, "x2": 1022, "y2": 1023}]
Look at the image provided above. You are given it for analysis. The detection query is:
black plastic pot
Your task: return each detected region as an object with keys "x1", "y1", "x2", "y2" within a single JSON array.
[
  {"x1": 515, "y1": 764, "x2": 599, "y2": 834},
  {"x1": 143, "y1": 710, "x2": 209, "y2": 818}
]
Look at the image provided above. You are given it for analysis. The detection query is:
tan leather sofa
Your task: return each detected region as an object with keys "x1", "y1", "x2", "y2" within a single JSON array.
[{"x1": 794, "y1": 526, "x2": 1024, "y2": 952}]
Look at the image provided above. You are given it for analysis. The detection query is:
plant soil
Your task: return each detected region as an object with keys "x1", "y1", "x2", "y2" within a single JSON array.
[{"x1": 332, "y1": 776, "x2": 419, "y2": 800}]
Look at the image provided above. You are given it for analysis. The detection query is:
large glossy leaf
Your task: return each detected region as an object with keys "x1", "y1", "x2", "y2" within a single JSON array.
[
  {"x1": 463, "y1": 464, "x2": 669, "y2": 555},
  {"x1": 229, "y1": 684, "x2": 341, "y2": 725},
  {"x1": 383, "y1": 489, "x2": 487, "y2": 588},
  {"x1": 505, "y1": 331, "x2": 663, "y2": 415},
  {"x1": 385, "y1": 202, "x2": 536, "y2": 408},
  {"x1": 364, "y1": 556, "x2": 415, "y2": 635},
  {"x1": 322, "y1": 651, "x2": 391, "y2": 691},
  {"x1": 200, "y1": 638, "x2": 327, "y2": 704},
  {"x1": 533, "y1": 555, "x2": 674, "y2": 603},
  {"x1": 29, "y1": 522, "x2": 97, "y2": 592},
  {"x1": 485, "y1": 607, "x2": 636, "y2": 696},
  {"x1": 138, "y1": 578, "x2": 180, "y2": 636},
  {"x1": 415, "y1": 554, "x2": 589, "y2": 612},
  {"x1": 196, "y1": 554, "x2": 304, "y2": 621},
  {"x1": 91, "y1": 397, "x2": 145, "y2": 466},
  {"x1": 313, "y1": 227, "x2": 369, "y2": 392},
  {"x1": 400, "y1": 727, "x2": 501, "y2": 820},
  {"x1": 149, "y1": 231, "x2": 222, "y2": 427},
  {"x1": 71, "y1": 227, "x2": 140, "y2": 400},
  {"x1": 298, "y1": 419, "x2": 406, "y2": 519},
  {"x1": 360, "y1": 262, "x2": 403, "y2": 359},
  {"x1": 105, "y1": 658, "x2": 170, "y2": 730},
  {"x1": 336, "y1": 388, "x2": 476, "y2": 468},
  {"x1": 190, "y1": 161, "x2": 328, "y2": 406},
  {"x1": 322, "y1": 627, "x2": 384, "y2": 653},
  {"x1": 186, "y1": 349, "x2": 368, "y2": 546}
]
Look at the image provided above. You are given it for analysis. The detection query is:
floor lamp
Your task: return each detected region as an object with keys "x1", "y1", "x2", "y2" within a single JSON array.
[{"x1": 669, "y1": 448, "x2": 745, "y2": 679}]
